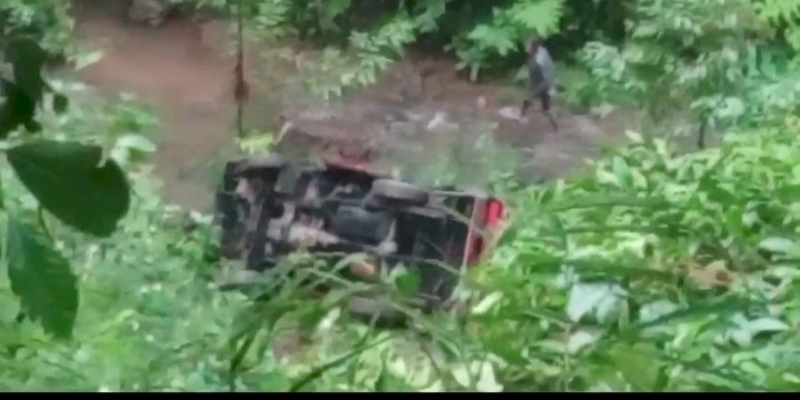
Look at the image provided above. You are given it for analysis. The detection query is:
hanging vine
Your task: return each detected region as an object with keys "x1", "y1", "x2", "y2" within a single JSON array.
[{"x1": 233, "y1": 0, "x2": 249, "y2": 139}]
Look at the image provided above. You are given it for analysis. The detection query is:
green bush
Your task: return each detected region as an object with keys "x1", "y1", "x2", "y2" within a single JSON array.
[
  {"x1": 4, "y1": 114, "x2": 800, "y2": 391},
  {"x1": 1, "y1": 0, "x2": 74, "y2": 57}
]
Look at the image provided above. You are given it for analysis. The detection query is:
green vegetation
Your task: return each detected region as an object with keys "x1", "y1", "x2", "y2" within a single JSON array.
[{"x1": 2, "y1": 0, "x2": 800, "y2": 391}]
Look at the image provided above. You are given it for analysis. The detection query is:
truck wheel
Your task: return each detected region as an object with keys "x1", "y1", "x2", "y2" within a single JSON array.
[
  {"x1": 238, "y1": 154, "x2": 286, "y2": 171},
  {"x1": 370, "y1": 179, "x2": 428, "y2": 206}
]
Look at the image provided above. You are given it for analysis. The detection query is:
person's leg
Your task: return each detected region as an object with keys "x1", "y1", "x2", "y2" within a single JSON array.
[
  {"x1": 539, "y1": 92, "x2": 558, "y2": 132},
  {"x1": 520, "y1": 98, "x2": 532, "y2": 118}
]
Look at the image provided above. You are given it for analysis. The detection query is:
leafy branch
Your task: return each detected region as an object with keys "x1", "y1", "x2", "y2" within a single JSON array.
[{"x1": 1, "y1": 30, "x2": 131, "y2": 337}]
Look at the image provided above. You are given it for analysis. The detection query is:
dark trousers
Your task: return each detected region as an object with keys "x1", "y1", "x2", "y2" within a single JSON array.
[{"x1": 520, "y1": 91, "x2": 557, "y2": 131}]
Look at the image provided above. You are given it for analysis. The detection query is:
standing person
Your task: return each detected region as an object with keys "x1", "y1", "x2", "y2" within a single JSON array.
[{"x1": 520, "y1": 37, "x2": 558, "y2": 131}]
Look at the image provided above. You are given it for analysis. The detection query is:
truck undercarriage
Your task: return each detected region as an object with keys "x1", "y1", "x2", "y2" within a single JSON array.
[{"x1": 215, "y1": 154, "x2": 505, "y2": 320}]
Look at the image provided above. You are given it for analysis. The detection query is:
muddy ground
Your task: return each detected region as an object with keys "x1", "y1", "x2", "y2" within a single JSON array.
[{"x1": 68, "y1": 0, "x2": 635, "y2": 210}]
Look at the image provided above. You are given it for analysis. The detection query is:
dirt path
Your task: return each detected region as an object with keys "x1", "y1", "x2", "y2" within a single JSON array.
[
  {"x1": 68, "y1": 0, "x2": 631, "y2": 210},
  {"x1": 71, "y1": 0, "x2": 238, "y2": 210}
]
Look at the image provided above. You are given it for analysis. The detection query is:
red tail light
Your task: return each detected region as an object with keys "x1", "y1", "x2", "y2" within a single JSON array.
[
  {"x1": 467, "y1": 198, "x2": 506, "y2": 265},
  {"x1": 485, "y1": 199, "x2": 505, "y2": 227}
]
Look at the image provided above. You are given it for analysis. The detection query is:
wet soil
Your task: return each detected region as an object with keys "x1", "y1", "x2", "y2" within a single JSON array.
[{"x1": 68, "y1": 0, "x2": 633, "y2": 210}]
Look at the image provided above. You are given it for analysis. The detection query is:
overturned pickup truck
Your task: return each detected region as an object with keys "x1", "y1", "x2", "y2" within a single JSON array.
[{"x1": 215, "y1": 154, "x2": 506, "y2": 318}]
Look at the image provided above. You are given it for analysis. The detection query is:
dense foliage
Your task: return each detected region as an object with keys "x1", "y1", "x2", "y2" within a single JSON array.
[
  {"x1": 185, "y1": 0, "x2": 800, "y2": 118},
  {"x1": 1, "y1": 0, "x2": 800, "y2": 392}
]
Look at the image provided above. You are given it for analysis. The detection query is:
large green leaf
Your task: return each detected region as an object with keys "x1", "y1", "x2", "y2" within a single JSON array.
[
  {"x1": 6, "y1": 215, "x2": 79, "y2": 339},
  {"x1": 7, "y1": 140, "x2": 131, "y2": 237}
]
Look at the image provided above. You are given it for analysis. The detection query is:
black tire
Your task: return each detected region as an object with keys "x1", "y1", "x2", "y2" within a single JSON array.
[
  {"x1": 370, "y1": 179, "x2": 428, "y2": 205},
  {"x1": 238, "y1": 154, "x2": 286, "y2": 172}
]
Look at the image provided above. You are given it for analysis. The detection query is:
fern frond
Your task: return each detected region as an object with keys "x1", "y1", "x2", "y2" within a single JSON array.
[
  {"x1": 508, "y1": 0, "x2": 564, "y2": 36},
  {"x1": 753, "y1": 0, "x2": 800, "y2": 25},
  {"x1": 754, "y1": 0, "x2": 800, "y2": 48}
]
